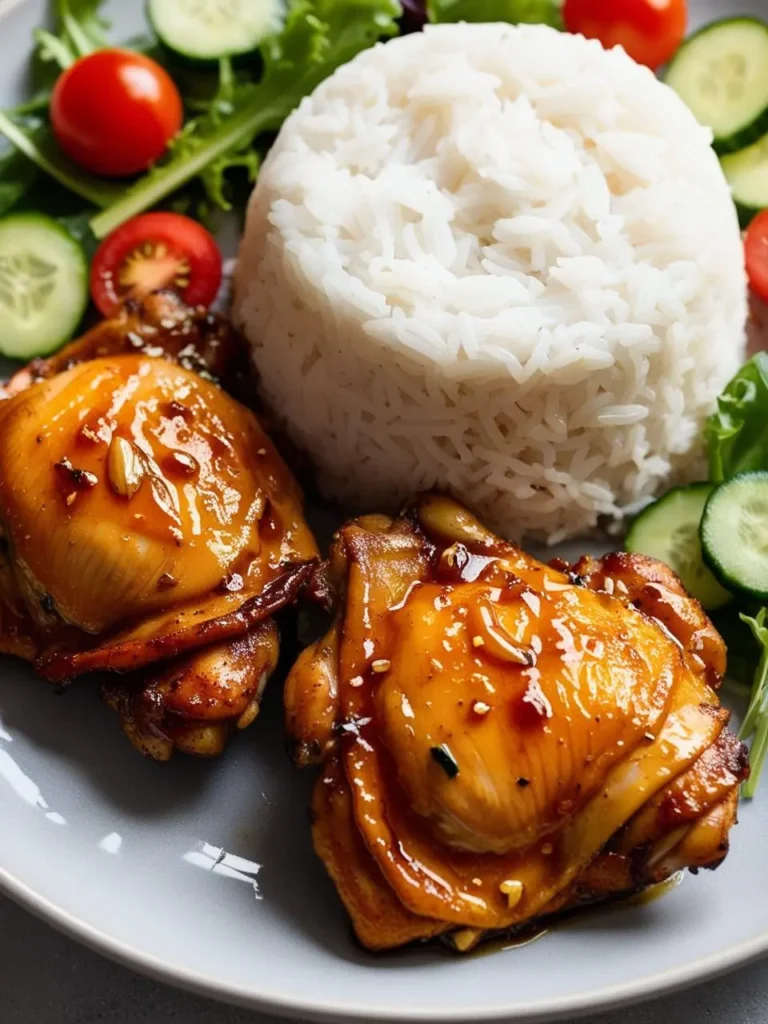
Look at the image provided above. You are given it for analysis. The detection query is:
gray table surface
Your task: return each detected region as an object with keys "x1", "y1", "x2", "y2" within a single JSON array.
[{"x1": 0, "y1": 895, "x2": 765, "y2": 1024}]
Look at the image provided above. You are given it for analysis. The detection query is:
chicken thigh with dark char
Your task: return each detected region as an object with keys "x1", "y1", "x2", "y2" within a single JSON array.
[
  {"x1": 285, "y1": 494, "x2": 748, "y2": 951},
  {"x1": 0, "y1": 292, "x2": 318, "y2": 759}
]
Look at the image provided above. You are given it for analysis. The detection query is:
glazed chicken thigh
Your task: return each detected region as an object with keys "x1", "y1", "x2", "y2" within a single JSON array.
[
  {"x1": 285, "y1": 495, "x2": 748, "y2": 951},
  {"x1": 0, "y1": 293, "x2": 318, "y2": 759}
]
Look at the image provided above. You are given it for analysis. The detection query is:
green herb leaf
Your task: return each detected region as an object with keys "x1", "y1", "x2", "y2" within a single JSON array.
[
  {"x1": 33, "y1": 0, "x2": 109, "y2": 71},
  {"x1": 713, "y1": 604, "x2": 764, "y2": 689},
  {"x1": 90, "y1": 0, "x2": 401, "y2": 239},
  {"x1": 0, "y1": 145, "x2": 40, "y2": 216},
  {"x1": 58, "y1": 0, "x2": 108, "y2": 59},
  {"x1": 200, "y1": 148, "x2": 261, "y2": 212},
  {"x1": 58, "y1": 209, "x2": 99, "y2": 259},
  {"x1": 193, "y1": 59, "x2": 261, "y2": 213},
  {"x1": 739, "y1": 609, "x2": 768, "y2": 734},
  {"x1": 34, "y1": 27, "x2": 77, "y2": 70},
  {"x1": 707, "y1": 352, "x2": 768, "y2": 484},
  {"x1": 736, "y1": 608, "x2": 768, "y2": 798},
  {"x1": 427, "y1": 0, "x2": 563, "y2": 28},
  {"x1": 0, "y1": 112, "x2": 123, "y2": 210},
  {"x1": 6, "y1": 91, "x2": 55, "y2": 118}
]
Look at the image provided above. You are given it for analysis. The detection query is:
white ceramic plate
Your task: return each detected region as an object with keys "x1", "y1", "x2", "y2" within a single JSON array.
[{"x1": 1, "y1": 0, "x2": 768, "y2": 1020}]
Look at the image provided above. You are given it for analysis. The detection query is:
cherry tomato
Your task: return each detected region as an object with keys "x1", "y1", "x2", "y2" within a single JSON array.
[
  {"x1": 563, "y1": 0, "x2": 687, "y2": 70},
  {"x1": 745, "y1": 211, "x2": 768, "y2": 305},
  {"x1": 90, "y1": 213, "x2": 223, "y2": 317},
  {"x1": 51, "y1": 49, "x2": 183, "y2": 178}
]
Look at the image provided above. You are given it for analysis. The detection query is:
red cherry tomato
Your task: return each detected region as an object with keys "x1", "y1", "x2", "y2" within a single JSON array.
[
  {"x1": 563, "y1": 0, "x2": 687, "y2": 70},
  {"x1": 746, "y1": 211, "x2": 768, "y2": 305},
  {"x1": 51, "y1": 48, "x2": 183, "y2": 178},
  {"x1": 90, "y1": 213, "x2": 223, "y2": 317}
]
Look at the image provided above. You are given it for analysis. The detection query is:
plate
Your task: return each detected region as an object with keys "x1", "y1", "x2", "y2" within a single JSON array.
[{"x1": 1, "y1": 1, "x2": 767, "y2": 1021}]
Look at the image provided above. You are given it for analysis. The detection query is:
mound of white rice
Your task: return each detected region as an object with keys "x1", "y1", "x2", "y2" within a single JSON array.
[{"x1": 234, "y1": 22, "x2": 747, "y2": 542}]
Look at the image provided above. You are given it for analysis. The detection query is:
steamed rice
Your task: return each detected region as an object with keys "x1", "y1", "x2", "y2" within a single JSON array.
[{"x1": 234, "y1": 22, "x2": 747, "y2": 542}]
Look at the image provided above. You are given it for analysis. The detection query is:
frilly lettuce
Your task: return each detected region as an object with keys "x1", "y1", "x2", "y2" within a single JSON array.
[
  {"x1": 428, "y1": 0, "x2": 563, "y2": 27},
  {"x1": 35, "y1": 0, "x2": 108, "y2": 70},
  {"x1": 90, "y1": 0, "x2": 402, "y2": 238},
  {"x1": 707, "y1": 352, "x2": 768, "y2": 484}
]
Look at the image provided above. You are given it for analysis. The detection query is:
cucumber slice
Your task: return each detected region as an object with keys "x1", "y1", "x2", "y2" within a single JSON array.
[
  {"x1": 147, "y1": 0, "x2": 284, "y2": 62},
  {"x1": 721, "y1": 133, "x2": 768, "y2": 227},
  {"x1": 625, "y1": 484, "x2": 732, "y2": 611},
  {"x1": 666, "y1": 17, "x2": 768, "y2": 155},
  {"x1": 701, "y1": 472, "x2": 768, "y2": 601},
  {"x1": 0, "y1": 213, "x2": 88, "y2": 360}
]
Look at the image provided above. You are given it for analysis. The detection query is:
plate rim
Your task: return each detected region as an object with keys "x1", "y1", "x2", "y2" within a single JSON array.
[
  {"x1": 3, "y1": 858, "x2": 768, "y2": 1023},
  {"x1": 1, "y1": 0, "x2": 768, "y2": 1018}
]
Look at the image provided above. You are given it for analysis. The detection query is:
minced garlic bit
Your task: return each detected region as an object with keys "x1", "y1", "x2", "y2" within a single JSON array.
[
  {"x1": 349, "y1": 675, "x2": 364, "y2": 688},
  {"x1": 602, "y1": 576, "x2": 615, "y2": 595},
  {"x1": 442, "y1": 544, "x2": 459, "y2": 568},
  {"x1": 108, "y1": 436, "x2": 145, "y2": 499},
  {"x1": 257, "y1": 448, "x2": 267, "y2": 456},
  {"x1": 615, "y1": 579, "x2": 629, "y2": 595},
  {"x1": 371, "y1": 659, "x2": 391, "y2": 674},
  {"x1": 236, "y1": 695, "x2": 261, "y2": 731},
  {"x1": 499, "y1": 879, "x2": 525, "y2": 910},
  {"x1": 472, "y1": 701, "x2": 491, "y2": 716},
  {"x1": 472, "y1": 635, "x2": 485, "y2": 648},
  {"x1": 541, "y1": 842, "x2": 554, "y2": 856},
  {"x1": 451, "y1": 928, "x2": 483, "y2": 953}
]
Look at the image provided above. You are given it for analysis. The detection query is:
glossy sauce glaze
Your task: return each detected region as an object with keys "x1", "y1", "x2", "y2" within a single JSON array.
[
  {"x1": 0, "y1": 353, "x2": 317, "y2": 674},
  {"x1": 0, "y1": 294, "x2": 319, "y2": 758},
  {"x1": 290, "y1": 495, "x2": 748, "y2": 951},
  {"x1": 1, "y1": 357, "x2": 264, "y2": 629}
]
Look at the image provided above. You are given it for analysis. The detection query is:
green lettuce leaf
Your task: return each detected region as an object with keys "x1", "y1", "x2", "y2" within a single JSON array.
[
  {"x1": 199, "y1": 149, "x2": 261, "y2": 212},
  {"x1": 90, "y1": 0, "x2": 402, "y2": 239},
  {"x1": 427, "y1": 0, "x2": 562, "y2": 28},
  {"x1": 35, "y1": 0, "x2": 109, "y2": 70},
  {"x1": 738, "y1": 608, "x2": 768, "y2": 798},
  {"x1": 0, "y1": 146, "x2": 40, "y2": 216},
  {"x1": 0, "y1": 112, "x2": 122, "y2": 209},
  {"x1": 190, "y1": 59, "x2": 261, "y2": 213},
  {"x1": 707, "y1": 352, "x2": 768, "y2": 484}
]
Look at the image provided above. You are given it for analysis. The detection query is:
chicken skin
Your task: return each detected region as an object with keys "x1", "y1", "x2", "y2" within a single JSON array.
[
  {"x1": 285, "y1": 495, "x2": 748, "y2": 951},
  {"x1": 0, "y1": 293, "x2": 318, "y2": 759}
]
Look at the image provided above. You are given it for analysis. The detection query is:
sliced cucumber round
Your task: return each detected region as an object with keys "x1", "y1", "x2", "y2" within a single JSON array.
[
  {"x1": 625, "y1": 484, "x2": 732, "y2": 611},
  {"x1": 721, "y1": 132, "x2": 768, "y2": 227},
  {"x1": 701, "y1": 472, "x2": 768, "y2": 601},
  {"x1": 666, "y1": 17, "x2": 768, "y2": 155},
  {"x1": 0, "y1": 213, "x2": 89, "y2": 360},
  {"x1": 147, "y1": 0, "x2": 284, "y2": 62}
]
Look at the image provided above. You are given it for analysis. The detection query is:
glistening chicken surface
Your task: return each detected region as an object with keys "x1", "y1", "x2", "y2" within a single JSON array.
[
  {"x1": 286, "y1": 495, "x2": 748, "y2": 951},
  {"x1": 0, "y1": 293, "x2": 318, "y2": 759}
]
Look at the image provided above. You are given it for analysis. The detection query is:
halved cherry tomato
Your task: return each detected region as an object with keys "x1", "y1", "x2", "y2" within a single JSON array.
[
  {"x1": 746, "y1": 211, "x2": 768, "y2": 305},
  {"x1": 563, "y1": 0, "x2": 687, "y2": 70},
  {"x1": 51, "y1": 49, "x2": 183, "y2": 178},
  {"x1": 90, "y1": 212, "x2": 223, "y2": 317}
]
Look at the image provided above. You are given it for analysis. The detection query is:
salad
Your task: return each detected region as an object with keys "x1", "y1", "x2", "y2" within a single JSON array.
[
  {"x1": 0, "y1": 0, "x2": 410, "y2": 358},
  {"x1": 626, "y1": 356, "x2": 768, "y2": 798}
]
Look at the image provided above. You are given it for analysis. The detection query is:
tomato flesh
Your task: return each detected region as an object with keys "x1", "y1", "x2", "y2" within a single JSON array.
[
  {"x1": 746, "y1": 211, "x2": 768, "y2": 305},
  {"x1": 90, "y1": 213, "x2": 223, "y2": 317},
  {"x1": 51, "y1": 49, "x2": 183, "y2": 178},
  {"x1": 563, "y1": 0, "x2": 687, "y2": 70}
]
